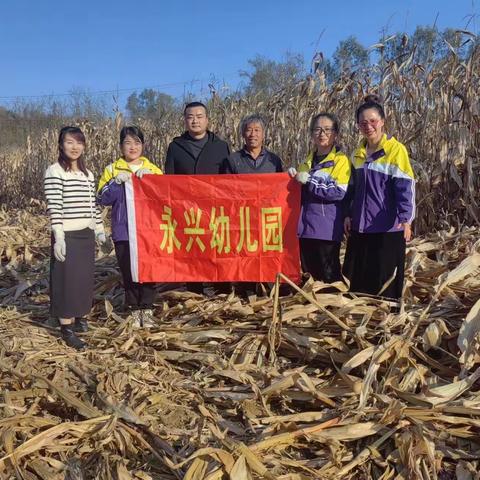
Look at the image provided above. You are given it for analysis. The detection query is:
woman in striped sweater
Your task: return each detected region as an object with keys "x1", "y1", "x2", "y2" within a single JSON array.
[{"x1": 44, "y1": 126, "x2": 106, "y2": 349}]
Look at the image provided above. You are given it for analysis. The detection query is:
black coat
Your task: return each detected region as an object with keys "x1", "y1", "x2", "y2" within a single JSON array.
[{"x1": 165, "y1": 131, "x2": 230, "y2": 174}]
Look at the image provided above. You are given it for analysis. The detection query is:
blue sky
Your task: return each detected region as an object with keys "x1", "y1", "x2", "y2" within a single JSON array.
[{"x1": 1, "y1": 0, "x2": 478, "y2": 107}]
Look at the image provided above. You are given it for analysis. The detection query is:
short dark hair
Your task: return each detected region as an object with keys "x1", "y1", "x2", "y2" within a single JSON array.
[
  {"x1": 309, "y1": 112, "x2": 340, "y2": 134},
  {"x1": 58, "y1": 126, "x2": 88, "y2": 176},
  {"x1": 120, "y1": 125, "x2": 144, "y2": 144},
  {"x1": 184, "y1": 101, "x2": 208, "y2": 116},
  {"x1": 355, "y1": 94, "x2": 385, "y2": 123}
]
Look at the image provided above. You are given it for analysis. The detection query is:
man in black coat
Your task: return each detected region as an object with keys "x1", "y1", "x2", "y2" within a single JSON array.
[
  {"x1": 165, "y1": 102, "x2": 230, "y2": 174},
  {"x1": 165, "y1": 102, "x2": 231, "y2": 295}
]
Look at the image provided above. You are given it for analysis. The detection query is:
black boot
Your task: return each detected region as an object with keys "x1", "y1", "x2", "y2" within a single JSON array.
[
  {"x1": 44, "y1": 316, "x2": 60, "y2": 328},
  {"x1": 61, "y1": 325, "x2": 86, "y2": 350},
  {"x1": 74, "y1": 317, "x2": 89, "y2": 333}
]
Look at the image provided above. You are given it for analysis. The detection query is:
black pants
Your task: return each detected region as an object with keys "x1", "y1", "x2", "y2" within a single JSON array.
[
  {"x1": 114, "y1": 241, "x2": 156, "y2": 309},
  {"x1": 343, "y1": 231, "x2": 406, "y2": 300},
  {"x1": 300, "y1": 238, "x2": 342, "y2": 283}
]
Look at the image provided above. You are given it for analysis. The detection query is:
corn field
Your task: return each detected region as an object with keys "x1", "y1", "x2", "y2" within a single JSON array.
[
  {"x1": 1, "y1": 44, "x2": 480, "y2": 479},
  {"x1": 1, "y1": 46, "x2": 480, "y2": 234}
]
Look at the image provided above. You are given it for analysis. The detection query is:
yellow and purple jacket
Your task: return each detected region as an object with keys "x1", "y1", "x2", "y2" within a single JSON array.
[
  {"x1": 349, "y1": 135, "x2": 415, "y2": 233},
  {"x1": 97, "y1": 157, "x2": 162, "y2": 242},
  {"x1": 297, "y1": 146, "x2": 351, "y2": 242}
]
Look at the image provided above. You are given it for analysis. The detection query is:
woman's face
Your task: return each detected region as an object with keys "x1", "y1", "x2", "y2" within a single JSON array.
[
  {"x1": 121, "y1": 135, "x2": 143, "y2": 162},
  {"x1": 358, "y1": 108, "x2": 385, "y2": 145},
  {"x1": 311, "y1": 117, "x2": 337, "y2": 151},
  {"x1": 62, "y1": 133, "x2": 85, "y2": 161}
]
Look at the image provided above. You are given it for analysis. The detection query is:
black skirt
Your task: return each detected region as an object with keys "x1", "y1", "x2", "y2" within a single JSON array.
[
  {"x1": 50, "y1": 228, "x2": 95, "y2": 318},
  {"x1": 342, "y1": 231, "x2": 406, "y2": 300}
]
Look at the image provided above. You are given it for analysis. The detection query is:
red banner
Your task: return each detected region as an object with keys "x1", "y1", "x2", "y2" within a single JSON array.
[{"x1": 125, "y1": 173, "x2": 301, "y2": 283}]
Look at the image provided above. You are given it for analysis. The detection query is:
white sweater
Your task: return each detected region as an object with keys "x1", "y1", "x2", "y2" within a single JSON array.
[{"x1": 44, "y1": 162, "x2": 104, "y2": 236}]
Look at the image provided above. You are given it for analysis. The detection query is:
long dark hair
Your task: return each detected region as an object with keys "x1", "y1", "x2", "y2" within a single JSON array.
[
  {"x1": 58, "y1": 126, "x2": 88, "y2": 176},
  {"x1": 355, "y1": 94, "x2": 385, "y2": 123}
]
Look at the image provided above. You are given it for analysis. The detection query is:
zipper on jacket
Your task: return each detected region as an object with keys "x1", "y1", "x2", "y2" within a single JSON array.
[
  {"x1": 315, "y1": 162, "x2": 328, "y2": 218},
  {"x1": 195, "y1": 142, "x2": 209, "y2": 174},
  {"x1": 361, "y1": 161, "x2": 369, "y2": 233}
]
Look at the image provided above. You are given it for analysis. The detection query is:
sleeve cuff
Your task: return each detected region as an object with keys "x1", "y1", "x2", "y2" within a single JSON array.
[{"x1": 52, "y1": 227, "x2": 65, "y2": 241}]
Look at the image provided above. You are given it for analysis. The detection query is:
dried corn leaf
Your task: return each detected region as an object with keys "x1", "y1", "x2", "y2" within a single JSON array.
[{"x1": 458, "y1": 298, "x2": 480, "y2": 369}]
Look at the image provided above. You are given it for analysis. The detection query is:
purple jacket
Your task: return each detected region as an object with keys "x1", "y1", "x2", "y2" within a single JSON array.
[
  {"x1": 97, "y1": 181, "x2": 129, "y2": 242},
  {"x1": 97, "y1": 157, "x2": 163, "y2": 242},
  {"x1": 297, "y1": 147, "x2": 351, "y2": 242},
  {"x1": 350, "y1": 135, "x2": 415, "y2": 233}
]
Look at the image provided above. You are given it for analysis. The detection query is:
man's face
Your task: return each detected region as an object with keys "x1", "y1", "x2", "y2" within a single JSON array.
[
  {"x1": 184, "y1": 106, "x2": 208, "y2": 136},
  {"x1": 243, "y1": 122, "x2": 264, "y2": 150}
]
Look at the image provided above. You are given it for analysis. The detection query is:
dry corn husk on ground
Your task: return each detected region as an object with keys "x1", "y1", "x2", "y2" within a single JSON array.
[{"x1": 2, "y1": 208, "x2": 480, "y2": 479}]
